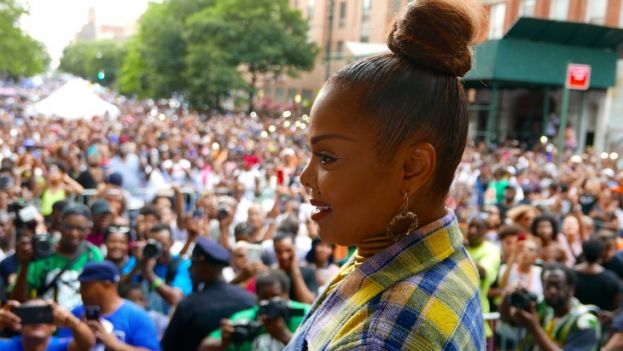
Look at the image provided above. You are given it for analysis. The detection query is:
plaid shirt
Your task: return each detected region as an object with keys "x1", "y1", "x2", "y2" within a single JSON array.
[{"x1": 285, "y1": 211, "x2": 485, "y2": 350}]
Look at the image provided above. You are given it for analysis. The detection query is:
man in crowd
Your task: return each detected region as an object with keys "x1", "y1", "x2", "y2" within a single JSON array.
[
  {"x1": 11, "y1": 203, "x2": 104, "y2": 310},
  {"x1": 161, "y1": 237, "x2": 256, "y2": 351},
  {"x1": 273, "y1": 232, "x2": 317, "y2": 304},
  {"x1": 500, "y1": 263, "x2": 601, "y2": 351},
  {"x1": 132, "y1": 223, "x2": 192, "y2": 314},
  {"x1": 200, "y1": 269, "x2": 311, "y2": 351},
  {"x1": 0, "y1": 299, "x2": 95, "y2": 350},
  {"x1": 60, "y1": 261, "x2": 160, "y2": 351}
]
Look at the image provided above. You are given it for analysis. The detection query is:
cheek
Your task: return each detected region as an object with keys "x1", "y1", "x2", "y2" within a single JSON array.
[{"x1": 316, "y1": 159, "x2": 400, "y2": 245}]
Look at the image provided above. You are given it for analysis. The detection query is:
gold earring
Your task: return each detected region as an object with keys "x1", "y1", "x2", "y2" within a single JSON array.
[{"x1": 386, "y1": 192, "x2": 419, "y2": 242}]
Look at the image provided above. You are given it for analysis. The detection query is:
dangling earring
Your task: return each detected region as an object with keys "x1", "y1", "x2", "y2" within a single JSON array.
[{"x1": 386, "y1": 192, "x2": 419, "y2": 242}]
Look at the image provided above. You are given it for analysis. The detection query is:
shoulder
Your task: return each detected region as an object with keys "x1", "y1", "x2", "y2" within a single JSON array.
[
  {"x1": 85, "y1": 244, "x2": 104, "y2": 259},
  {"x1": 359, "y1": 256, "x2": 483, "y2": 349}
]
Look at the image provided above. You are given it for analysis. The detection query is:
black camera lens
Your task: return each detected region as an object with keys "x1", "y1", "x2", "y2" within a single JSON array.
[
  {"x1": 143, "y1": 240, "x2": 162, "y2": 259},
  {"x1": 217, "y1": 206, "x2": 229, "y2": 220},
  {"x1": 33, "y1": 233, "x2": 55, "y2": 260}
]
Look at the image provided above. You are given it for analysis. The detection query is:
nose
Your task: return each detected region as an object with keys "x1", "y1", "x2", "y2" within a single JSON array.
[{"x1": 299, "y1": 158, "x2": 315, "y2": 194}]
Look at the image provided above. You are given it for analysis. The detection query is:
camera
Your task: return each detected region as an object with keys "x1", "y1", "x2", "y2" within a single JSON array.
[
  {"x1": 231, "y1": 320, "x2": 262, "y2": 344},
  {"x1": 509, "y1": 290, "x2": 538, "y2": 310},
  {"x1": 216, "y1": 205, "x2": 229, "y2": 221},
  {"x1": 258, "y1": 297, "x2": 305, "y2": 320},
  {"x1": 32, "y1": 233, "x2": 55, "y2": 260},
  {"x1": 143, "y1": 239, "x2": 162, "y2": 259}
]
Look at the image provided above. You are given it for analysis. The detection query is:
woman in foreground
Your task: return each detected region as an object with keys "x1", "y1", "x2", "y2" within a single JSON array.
[{"x1": 285, "y1": 0, "x2": 487, "y2": 349}]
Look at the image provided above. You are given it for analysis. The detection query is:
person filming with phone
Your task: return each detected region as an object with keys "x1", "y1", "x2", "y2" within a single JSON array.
[
  {"x1": 59, "y1": 261, "x2": 160, "y2": 351},
  {"x1": 0, "y1": 299, "x2": 94, "y2": 351}
]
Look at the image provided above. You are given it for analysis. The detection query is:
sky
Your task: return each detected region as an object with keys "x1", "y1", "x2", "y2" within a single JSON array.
[{"x1": 20, "y1": 0, "x2": 152, "y2": 67}]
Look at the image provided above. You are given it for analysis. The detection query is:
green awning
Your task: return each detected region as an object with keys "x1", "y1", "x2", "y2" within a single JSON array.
[{"x1": 464, "y1": 17, "x2": 623, "y2": 89}]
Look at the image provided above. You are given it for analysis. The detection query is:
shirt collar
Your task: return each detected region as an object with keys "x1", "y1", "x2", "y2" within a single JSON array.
[{"x1": 355, "y1": 209, "x2": 463, "y2": 290}]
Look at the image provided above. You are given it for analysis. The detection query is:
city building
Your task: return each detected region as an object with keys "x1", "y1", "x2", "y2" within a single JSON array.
[
  {"x1": 74, "y1": 7, "x2": 136, "y2": 42},
  {"x1": 265, "y1": 0, "x2": 623, "y2": 153}
]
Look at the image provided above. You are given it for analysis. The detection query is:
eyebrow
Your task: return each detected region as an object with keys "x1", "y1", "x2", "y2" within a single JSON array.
[{"x1": 310, "y1": 134, "x2": 357, "y2": 145}]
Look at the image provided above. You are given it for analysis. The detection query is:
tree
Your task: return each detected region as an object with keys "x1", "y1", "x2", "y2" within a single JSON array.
[
  {"x1": 185, "y1": 0, "x2": 318, "y2": 111},
  {"x1": 59, "y1": 40, "x2": 127, "y2": 86},
  {"x1": 118, "y1": 0, "x2": 215, "y2": 98},
  {"x1": 0, "y1": 0, "x2": 49, "y2": 78}
]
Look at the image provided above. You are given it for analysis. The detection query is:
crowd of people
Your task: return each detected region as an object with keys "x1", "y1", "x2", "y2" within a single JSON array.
[{"x1": 0, "y1": 79, "x2": 621, "y2": 351}]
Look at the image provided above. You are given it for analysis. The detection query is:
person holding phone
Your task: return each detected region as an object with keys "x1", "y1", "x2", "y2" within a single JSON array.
[
  {"x1": 0, "y1": 299, "x2": 95, "y2": 351},
  {"x1": 60, "y1": 261, "x2": 160, "y2": 351}
]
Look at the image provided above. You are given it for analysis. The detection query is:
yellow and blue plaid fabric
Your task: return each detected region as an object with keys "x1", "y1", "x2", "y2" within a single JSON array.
[{"x1": 285, "y1": 211, "x2": 485, "y2": 350}]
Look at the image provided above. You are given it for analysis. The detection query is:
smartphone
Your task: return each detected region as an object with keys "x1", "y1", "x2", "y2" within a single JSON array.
[
  {"x1": 85, "y1": 305, "x2": 101, "y2": 321},
  {"x1": 13, "y1": 305, "x2": 54, "y2": 325},
  {"x1": 276, "y1": 169, "x2": 285, "y2": 186},
  {"x1": 18, "y1": 205, "x2": 39, "y2": 223},
  {"x1": 247, "y1": 244, "x2": 263, "y2": 264}
]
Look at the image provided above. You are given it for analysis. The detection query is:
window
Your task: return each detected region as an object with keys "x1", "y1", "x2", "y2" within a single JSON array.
[
  {"x1": 307, "y1": 0, "x2": 315, "y2": 21},
  {"x1": 392, "y1": 0, "x2": 401, "y2": 15},
  {"x1": 518, "y1": 0, "x2": 535, "y2": 17},
  {"x1": 585, "y1": 0, "x2": 606, "y2": 24},
  {"x1": 488, "y1": 2, "x2": 506, "y2": 39},
  {"x1": 549, "y1": 0, "x2": 569, "y2": 20},
  {"x1": 335, "y1": 41, "x2": 344, "y2": 59},
  {"x1": 361, "y1": 0, "x2": 371, "y2": 41},
  {"x1": 339, "y1": 1, "x2": 347, "y2": 28}
]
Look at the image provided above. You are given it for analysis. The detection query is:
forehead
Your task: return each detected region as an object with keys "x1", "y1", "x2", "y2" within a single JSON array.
[
  {"x1": 64, "y1": 214, "x2": 89, "y2": 223},
  {"x1": 543, "y1": 270, "x2": 566, "y2": 284},
  {"x1": 309, "y1": 84, "x2": 373, "y2": 141}
]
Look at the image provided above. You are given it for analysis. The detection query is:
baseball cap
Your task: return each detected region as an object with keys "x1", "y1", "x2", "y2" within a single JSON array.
[
  {"x1": 79, "y1": 261, "x2": 120, "y2": 283},
  {"x1": 91, "y1": 199, "x2": 112, "y2": 216},
  {"x1": 105, "y1": 173, "x2": 123, "y2": 187}
]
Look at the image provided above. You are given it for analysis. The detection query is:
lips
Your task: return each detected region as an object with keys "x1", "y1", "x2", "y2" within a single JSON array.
[{"x1": 310, "y1": 199, "x2": 332, "y2": 222}]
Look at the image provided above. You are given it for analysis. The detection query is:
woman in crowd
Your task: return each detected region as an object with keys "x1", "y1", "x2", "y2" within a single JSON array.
[
  {"x1": 305, "y1": 238, "x2": 339, "y2": 289},
  {"x1": 531, "y1": 214, "x2": 567, "y2": 264},
  {"x1": 288, "y1": 0, "x2": 487, "y2": 348}
]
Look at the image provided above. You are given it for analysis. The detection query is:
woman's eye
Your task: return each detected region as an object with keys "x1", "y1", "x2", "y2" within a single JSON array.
[{"x1": 315, "y1": 152, "x2": 337, "y2": 165}]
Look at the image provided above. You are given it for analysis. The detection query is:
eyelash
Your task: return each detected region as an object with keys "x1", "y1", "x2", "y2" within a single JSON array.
[
  {"x1": 312, "y1": 151, "x2": 338, "y2": 165},
  {"x1": 305, "y1": 145, "x2": 338, "y2": 165}
]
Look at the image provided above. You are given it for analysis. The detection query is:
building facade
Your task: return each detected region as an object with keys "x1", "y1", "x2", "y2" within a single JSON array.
[
  {"x1": 260, "y1": 0, "x2": 408, "y2": 107},
  {"x1": 478, "y1": 0, "x2": 623, "y2": 152}
]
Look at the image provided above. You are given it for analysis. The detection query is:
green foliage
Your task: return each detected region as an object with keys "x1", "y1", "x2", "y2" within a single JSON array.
[
  {"x1": 59, "y1": 39, "x2": 127, "y2": 86},
  {"x1": 0, "y1": 0, "x2": 49, "y2": 78},
  {"x1": 185, "y1": 0, "x2": 318, "y2": 110},
  {"x1": 114, "y1": 0, "x2": 317, "y2": 110}
]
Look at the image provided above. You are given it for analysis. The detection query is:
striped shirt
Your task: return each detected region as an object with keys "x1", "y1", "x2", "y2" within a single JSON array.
[{"x1": 285, "y1": 210, "x2": 485, "y2": 350}]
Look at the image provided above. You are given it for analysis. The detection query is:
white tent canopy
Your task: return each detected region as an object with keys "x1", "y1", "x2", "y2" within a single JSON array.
[{"x1": 32, "y1": 78, "x2": 120, "y2": 119}]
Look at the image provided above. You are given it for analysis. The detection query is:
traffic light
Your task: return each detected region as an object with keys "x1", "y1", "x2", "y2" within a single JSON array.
[{"x1": 97, "y1": 71, "x2": 105, "y2": 80}]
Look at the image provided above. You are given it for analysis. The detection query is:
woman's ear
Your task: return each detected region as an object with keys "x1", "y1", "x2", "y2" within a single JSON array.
[{"x1": 401, "y1": 143, "x2": 436, "y2": 193}]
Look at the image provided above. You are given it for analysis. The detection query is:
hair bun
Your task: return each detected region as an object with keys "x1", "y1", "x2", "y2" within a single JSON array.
[{"x1": 387, "y1": 0, "x2": 487, "y2": 77}]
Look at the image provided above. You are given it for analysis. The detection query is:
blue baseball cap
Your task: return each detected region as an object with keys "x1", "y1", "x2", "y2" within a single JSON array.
[
  {"x1": 192, "y1": 237, "x2": 230, "y2": 265},
  {"x1": 79, "y1": 261, "x2": 120, "y2": 283}
]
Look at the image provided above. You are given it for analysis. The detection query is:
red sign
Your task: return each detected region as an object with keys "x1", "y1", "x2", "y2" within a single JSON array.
[{"x1": 566, "y1": 64, "x2": 591, "y2": 90}]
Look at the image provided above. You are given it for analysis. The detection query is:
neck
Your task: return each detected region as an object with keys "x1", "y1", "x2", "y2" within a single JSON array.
[
  {"x1": 554, "y1": 301, "x2": 572, "y2": 318},
  {"x1": 518, "y1": 263, "x2": 531, "y2": 273},
  {"x1": 100, "y1": 293, "x2": 123, "y2": 315},
  {"x1": 22, "y1": 337, "x2": 50, "y2": 351},
  {"x1": 108, "y1": 255, "x2": 127, "y2": 266},
  {"x1": 356, "y1": 233, "x2": 394, "y2": 262}
]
